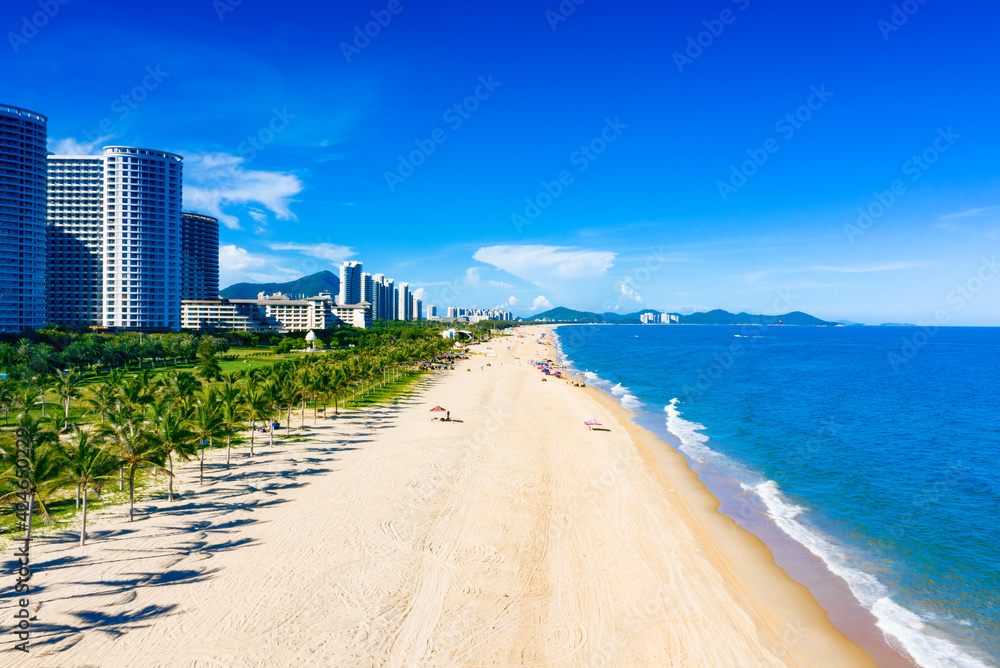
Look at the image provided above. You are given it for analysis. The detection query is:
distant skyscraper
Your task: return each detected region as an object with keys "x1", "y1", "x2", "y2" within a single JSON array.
[
  {"x1": 339, "y1": 260, "x2": 362, "y2": 305},
  {"x1": 428, "y1": 305, "x2": 438, "y2": 318},
  {"x1": 412, "y1": 295, "x2": 422, "y2": 321},
  {"x1": 180, "y1": 212, "x2": 219, "y2": 300},
  {"x1": 384, "y1": 278, "x2": 396, "y2": 319},
  {"x1": 0, "y1": 105, "x2": 47, "y2": 331},
  {"x1": 360, "y1": 271, "x2": 374, "y2": 307},
  {"x1": 46, "y1": 155, "x2": 104, "y2": 326},
  {"x1": 398, "y1": 282, "x2": 411, "y2": 321},
  {"x1": 371, "y1": 273, "x2": 384, "y2": 320}
]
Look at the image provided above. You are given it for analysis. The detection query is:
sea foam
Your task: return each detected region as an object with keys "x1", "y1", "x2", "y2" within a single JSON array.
[
  {"x1": 666, "y1": 399, "x2": 990, "y2": 668},
  {"x1": 748, "y1": 479, "x2": 991, "y2": 668}
]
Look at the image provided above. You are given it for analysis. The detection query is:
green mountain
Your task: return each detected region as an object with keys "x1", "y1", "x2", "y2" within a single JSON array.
[
  {"x1": 530, "y1": 307, "x2": 837, "y2": 326},
  {"x1": 531, "y1": 307, "x2": 602, "y2": 322},
  {"x1": 678, "y1": 309, "x2": 833, "y2": 325},
  {"x1": 220, "y1": 270, "x2": 340, "y2": 299}
]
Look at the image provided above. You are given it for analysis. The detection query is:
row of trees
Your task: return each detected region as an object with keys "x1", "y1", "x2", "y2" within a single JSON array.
[
  {"x1": 0, "y1": 332, "x2": 233, "y2": 382},
  {"x1": 1, "y1": 330, "x2": 453, "y2": 547}
]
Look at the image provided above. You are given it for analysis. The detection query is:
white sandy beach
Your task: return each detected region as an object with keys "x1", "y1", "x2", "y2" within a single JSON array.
[{"x1": 1, "y1": 326, "x2": 876, "y2": 666}]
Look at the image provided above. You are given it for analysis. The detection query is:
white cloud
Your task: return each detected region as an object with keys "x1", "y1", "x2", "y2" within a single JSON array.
[
  {"x1": 473, "y1": 245, "x2": 616, "y2": 285},
  {"x1": 49, "y1": 135, "x2": 113, "y2": 155},
  {"x1": 248, "y1": 208, "x2": 269, "y2": 234},
  {"x1": 508, "y1": 296, "x2": 519, "y2": 306},
  {"x1": 184, "y1": 152, "x2": 303, "y2": 230},
  {"x1": 266, "y1": 242, "x2": 354, "y2": 263},
  {"x1": 618, "y1": 279, "x2": 643, "y2": 303},
  {"x1": 746, "y1": 262, "x2": 926, "y2": 284},
  {"x1": 807, "y1": 262, "x2": 925, "y2": 273},
  {"x1": 938, "y1": 206, "x2": 998, "y2": 220},
  {"x1": 465, "y1": 267, "x2": 481, "y2": 283},
  {"x1": 488, "y1": 280, "x2": 515, "y2": 288},
  {"x1": 531, "y1": 295, "x2": 553, "y2": 311},
  {"x1": 413, "y1": 287, "x2": 427, "y2": 300},
  {"x1": 219, "y1": 244, "x2": 301, "y2": 287}
]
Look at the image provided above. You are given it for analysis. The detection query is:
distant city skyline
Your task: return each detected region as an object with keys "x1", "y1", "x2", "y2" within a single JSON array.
[{"x1": 3, "y1": 0, "x2": 1000, "y2": 324}]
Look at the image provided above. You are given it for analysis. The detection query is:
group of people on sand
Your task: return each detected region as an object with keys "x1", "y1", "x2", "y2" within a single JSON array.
[{"x1": 250, "y1": 421, "x2": 280, "y2": 434}]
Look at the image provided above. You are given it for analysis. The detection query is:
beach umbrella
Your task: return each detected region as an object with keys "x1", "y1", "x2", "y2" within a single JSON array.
[
  {"x1": 430, "y1": 406, "x2": 447, "y2": 412},
  {"x1": 584, "y1": 418, "x2": 602, "y2": 431}
]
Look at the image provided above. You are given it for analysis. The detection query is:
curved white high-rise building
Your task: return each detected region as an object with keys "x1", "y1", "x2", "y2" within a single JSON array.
[
  {"x1": 102, "y1": 147, "x2": 183, "y2": 330},
  {"x1": 0, "y1": 105, "x2": 47, "y2": 331},
  {"x1": 47, "y1": 147, "x2": 184, "y2": 330},
  {"x1": 339, "y1": 260, "x2": 362, "y2": 305}
]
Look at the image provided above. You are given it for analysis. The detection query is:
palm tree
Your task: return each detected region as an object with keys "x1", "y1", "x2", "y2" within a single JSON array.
[
  {"x1": 196, "y1": 338, "x2": 222, "y2": 382},
  {"x1": 0, "y1": 414, "x2": 62, "y2": 539},
  {"x1": 54, "y1": 369, "x2": 85, "y2": 429},
  {"x1": 149, "y1": 400, "x2": 195, "y2": 502},
  {"x1": 217, "y1": 385, "x2": 244, "y2": 469},
  {"x1": 0, "y1": 381, "x2": 17, "y2": 426},
  {"x1": 261, "y1": 378, "x2": 283, "y2": 447},
  {"x1": 118, "y1": 375, "x2": 152, "y2": 413},
  {"x1": 241, "y1": 384, "x2": 267, "y2": 458},
  {"x1": 157, "y1": 370, "x2": 202, "y2": 403},
  {"x1": 98, "y1": 410, "x2": 163, "y2": 521},
  {"x1": 293, "y1": 365, "x2": 312, "y2": 430},
  {"x1": 329, "y1": 366, "x2": 347, "y2": 416},
  {"x1": 15, "y1": 385, "x2": 41, "y2": 417},
  {"x1": 36, "y1": 373, "x2": 54, "y2": 417},
  {"x1": 57, "y1": 428, "x2": 119, "y2": 546},
  {"x1": 189, "y1": 392, "x2": 227, "y2": 486},
  {"x1": 85, "y1": 382, "x2": 118, "y2": 425}
]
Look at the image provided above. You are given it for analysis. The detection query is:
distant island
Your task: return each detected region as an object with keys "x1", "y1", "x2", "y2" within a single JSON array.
[
  {"x1": 218, "y1": 274, "x2": 846, "y2": 326},
  {"x1": 530, "y1": 307, "x2": 840, "y2": 326}
]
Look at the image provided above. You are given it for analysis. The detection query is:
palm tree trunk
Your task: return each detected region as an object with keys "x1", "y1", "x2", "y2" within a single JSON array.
[
  {"x1": 25, "y1": 494, "x2": 34, "y2": 541},
  {"x1": 76, "y1": 482, "x2": 80, "y2": 509},
  {"x1": 119, "y1": 467, "x2": 123, "y2": 491},
  {"x1": 250, "y1": 426, "x2": 255, "y2": 458},
  {"x1": 199, "y1": 443, "x2": 205, "y2": 485},
  {"x1": 301, "y1": 399, "x2": 306, "y2": 429},
  {"x1": 269, "y1": 421, "x2": 274, "y2": 447},
  {"x1": 128, "y1": 469, "x2": 136, "y2": 521},
  {"x1": 168, "y1": 451, "x2": 175, "y2": 502},
  {"x1": 287, "y1": 404, "x2": 292, "y2": 432},
  {"x1": 81, "y1": 487, "x2": 88, "y2": 547},
  {"x1": 226, "y1": 435, "x2": 232, "y2": 469}
]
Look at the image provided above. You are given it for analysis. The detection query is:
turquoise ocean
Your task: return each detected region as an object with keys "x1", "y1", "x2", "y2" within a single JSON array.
[{"x1": 554, "y1": 324, "x2": 999, "y2": 668}]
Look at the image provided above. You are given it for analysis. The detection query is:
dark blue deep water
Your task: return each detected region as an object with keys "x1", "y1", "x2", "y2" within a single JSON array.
[{"x1": 557, "y1": 324, "x2": 999, "y2": 668}]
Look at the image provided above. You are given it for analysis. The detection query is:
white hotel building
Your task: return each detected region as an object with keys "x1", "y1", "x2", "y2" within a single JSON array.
[{"x1": 47, "y1": 146, "x2": 183, "y2": 330}]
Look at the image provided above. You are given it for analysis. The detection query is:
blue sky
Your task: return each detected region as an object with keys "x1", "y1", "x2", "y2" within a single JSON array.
[{"x1": 3, "y1": 0, "x2": 1000, "y2": 324}]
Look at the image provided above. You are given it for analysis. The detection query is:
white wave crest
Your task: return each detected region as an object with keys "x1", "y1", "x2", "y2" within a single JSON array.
[{"x1": 748, "y1": 480, "x2": 991, "y2": 668}]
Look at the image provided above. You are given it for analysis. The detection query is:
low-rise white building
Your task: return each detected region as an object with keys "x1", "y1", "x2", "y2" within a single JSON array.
[{"x1": 181, "y1": 290, "x2": 372, "y2": 332}]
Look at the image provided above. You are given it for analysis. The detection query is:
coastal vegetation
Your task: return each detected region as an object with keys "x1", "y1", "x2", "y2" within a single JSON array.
[{"x1": 0, "y1": 321, "x2": 495, "y2": 544}]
